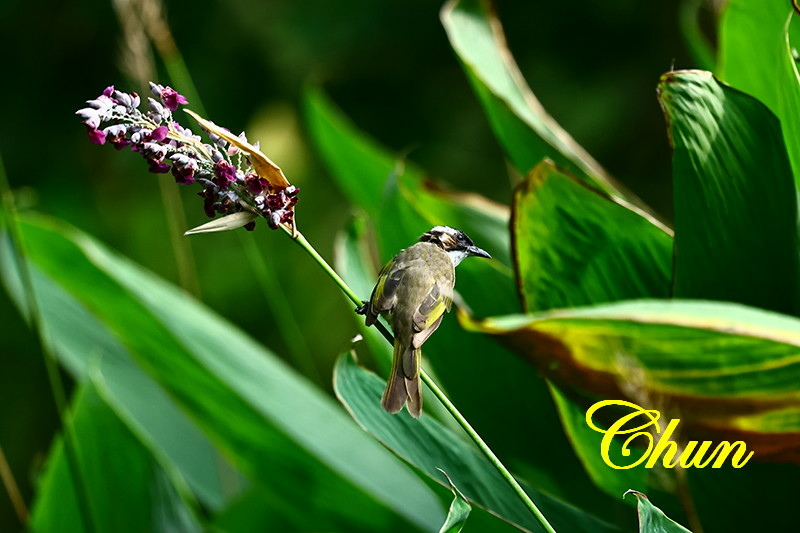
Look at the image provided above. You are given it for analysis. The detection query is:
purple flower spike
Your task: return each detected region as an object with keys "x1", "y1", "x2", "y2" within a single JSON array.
[
  {"x1": 161, "y1": 87, "x2": 189, "y2": 111},
  {"x1": 171, "y1": 163, "x2": 196, "y2": 185},
  {"x1": 78, "y1": 81, "x2": 298, "y2": 232},
  {"x1": 104, "y1": 125, "x2": 131, "y2": 150},
  {"x1": 148, "y1": 159, "x2": 171, "y2": 174},
  {"x1": 87, "y1": 126, "x2": 107, "y2": 145},
  {"x1": 213, "y1": 160, "x2": 237, "y2": 188},
  {"x1": 244, "y1": 173, "x2": 268, "y2": 194},
  {"x1": 150, "y1": 126, "x2": 169, "y2": 142}
]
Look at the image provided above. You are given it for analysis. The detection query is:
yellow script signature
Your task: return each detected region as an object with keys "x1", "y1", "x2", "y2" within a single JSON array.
[{"x1": 585, "y1": 400, "x2": 753, "y2": 470}]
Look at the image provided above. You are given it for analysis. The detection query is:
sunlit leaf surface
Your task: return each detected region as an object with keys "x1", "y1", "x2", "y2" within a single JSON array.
[
  {"x1": 334, "y1": 352, "x2": 622, "y2": 533},
  {"x1": 659, "y1": 70, "x2": 800, "y2": 316}
]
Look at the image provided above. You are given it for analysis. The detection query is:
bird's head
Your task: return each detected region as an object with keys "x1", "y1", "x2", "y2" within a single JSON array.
[{"x1": 418, "y1": 226, "x2": 492, "y2": 266}]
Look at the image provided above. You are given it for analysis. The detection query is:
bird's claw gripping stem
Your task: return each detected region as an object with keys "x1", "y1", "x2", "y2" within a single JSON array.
[{"x1": 355, "y1": 301, "x2": 369, "y2": 315}]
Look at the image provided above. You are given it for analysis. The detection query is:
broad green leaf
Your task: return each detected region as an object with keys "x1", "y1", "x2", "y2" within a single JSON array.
[
  {"x1": 511, "y1": 161, "x2": 677, "y2": 503},
  {"x1": 0, "y1": 235, "x2": 233, "y2": 511},
  {"x1": 659, "y1": 70, "x2": 800, "y2": 316},
  {"x1": 460, "y1": 299, "x2": 800, "y2": 460},
  {"x1": 548, "y1": 383, "x2": 648, "y2": 500},
  {"x1": 30, "y1": 384, "x2": 202, "y2": 533},
  {"x1": 513, "y1": 161, "x2": 672, "y2": 312},
  {"x1": 303, "y1": 85, "x2": 425, "y2": 220},
  {"x1": 440, "y1": 0, "x2": 638, "y2": 206},
  {"x1": 624, "y1": 491, "x2": 692, "y2": 533},
  {"x1": 2, "y1": 214, "x2": 444, "y2": 532},
  {"x1": 333, "y1": 352, "x2": 622, "y2": 533},
  {"x1": 717, "y1": 0, "x2": 800, "y2": 182},
  {"x1": 437, "y1": 470, "x2": 471, "y2": 533},
  {"x1": 92, "y1": 351, "x2": 236, "y2": 511}
]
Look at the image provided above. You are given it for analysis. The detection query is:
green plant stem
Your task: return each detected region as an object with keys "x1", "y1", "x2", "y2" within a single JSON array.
[
  {"x1": 0, "y1": 158, "x2": 97, "y2": 533},
  {"x1": 288, "y1": 227, "x2": 557, "y2": 533},
  {"x1": 420, "y1": 373, "x2": 556, "y2": 533}
]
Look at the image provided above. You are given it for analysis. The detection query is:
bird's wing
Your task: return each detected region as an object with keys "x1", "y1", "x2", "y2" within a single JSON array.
[
  {"x1": 369, "y1": 259, "x2": 405, "y2": 314},
  {"x1": 411, "y1": 279, "x2": 453, "y2": 349}
]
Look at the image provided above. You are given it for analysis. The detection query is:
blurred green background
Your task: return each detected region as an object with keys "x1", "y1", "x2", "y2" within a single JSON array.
[{"x1": 0, "y1": 0, "x2": 700, "y2": 528}]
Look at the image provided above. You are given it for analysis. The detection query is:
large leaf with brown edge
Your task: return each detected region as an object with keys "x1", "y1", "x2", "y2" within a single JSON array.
[
  {"x1": 459, "y1": 299, "x2": 800, "y2": 462},
  {"x1": 658, "y1": 70, "x2": 800, "y2": 316},
  {"x1": 513, "y1": 161, "x2": 672, "y2": 313},
  {"x1": 460, "y1": 299, "x2": 800, "y2": 529},
  {"x1": 511, "y1": 161, "x2": 679, "y2": 505}
]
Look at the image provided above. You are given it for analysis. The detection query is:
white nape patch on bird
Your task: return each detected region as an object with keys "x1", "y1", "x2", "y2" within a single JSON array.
[
  {"x1": 430, "y1": 225, "x2": 453, "y2": 234},
  {"x1": 447, "y1": 248, "x2": 469, "y2": 267}
]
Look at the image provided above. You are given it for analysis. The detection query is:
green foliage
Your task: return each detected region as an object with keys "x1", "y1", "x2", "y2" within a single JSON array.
[
  {"x1": 624, "y1": 491, "x2": 692, "y2": 533},
  {"x1": 30, "y1": 384, "x2": 202, "y2": 533},
  {"x1": 438, "y1": 470, "x2": 471, "y2": 533},
  {"x1": 333, "y1": 352, "x2": 620, "y2": 533},
  {"x1": 717, "y1": 0, "x2": 800, "y2": 181},
  {"x1": 512, "y1": 162, "x2": 672, "y2": 311},
  {"x1": 440, "y1": 0, "x2": 625, "y2": 201},
  {"x1": 659, "y1": 70, "x2": 800, "y2": 315},
  {"x1": 1, "y1": 216, "x2": 442, "y2": 532},
  {"x1": 3, "y1": 0, "x2": 800, "y2": 532}
]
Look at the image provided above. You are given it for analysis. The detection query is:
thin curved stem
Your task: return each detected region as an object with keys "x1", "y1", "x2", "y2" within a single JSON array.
[{"x1": 288, "y1": 228, "x2": 557, "y2": 533}]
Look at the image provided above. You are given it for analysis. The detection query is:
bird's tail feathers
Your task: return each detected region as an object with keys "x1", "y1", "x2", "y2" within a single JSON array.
[{"x1": 381, "y1": 343, "x2": 422, "y2": 418}]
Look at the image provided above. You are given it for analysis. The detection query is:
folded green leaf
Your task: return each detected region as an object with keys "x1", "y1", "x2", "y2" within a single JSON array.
[
  {"x1": 511, "y1": 161, "x2": 680, "y2": 502},
  {"x1": 437, "y1": 469, "x2": 472, "y2": 533},
  {"x1": 513, "y1": 161, "x2": 672, "y2": 312},
  {"x1": 717, "y1": 0, "x2": 800, "y2": 182},
  {"x1": 460, "y1": 299, "x2": 800, "y2": 461},
  {"x1": 624, "y1": 491, "x2": 692, "y2": 533},
  {"x1": 334, "y1": 351, "x2": 622, "y2": 533},
  {"x1": 659, "y1": 70, "x2": 800, "y2": 316},
  {"x1": 441, "y1": 0, "x2": 641, "y2": 208}
]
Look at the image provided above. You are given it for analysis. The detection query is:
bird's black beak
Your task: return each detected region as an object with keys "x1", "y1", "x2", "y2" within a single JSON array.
[{"x1": 467, "y1": 245, "x2": 491, "y2": 259}]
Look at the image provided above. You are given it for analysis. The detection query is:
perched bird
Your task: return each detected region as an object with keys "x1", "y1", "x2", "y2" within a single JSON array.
[{"x1": 356, "y1": 226, "x2": 491, "y2": 417}]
